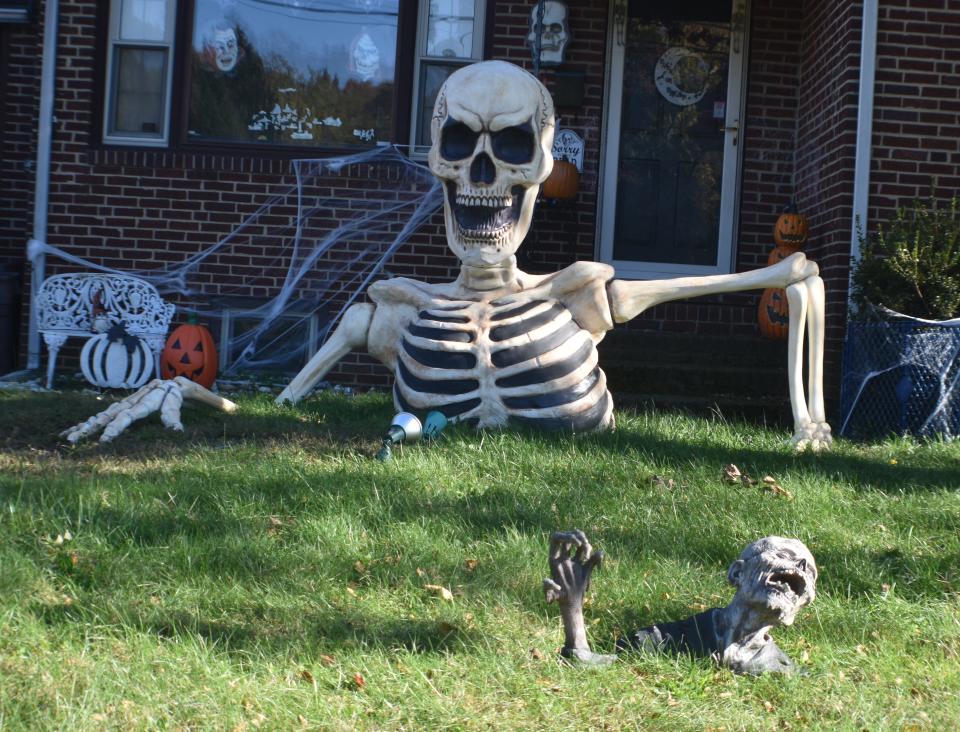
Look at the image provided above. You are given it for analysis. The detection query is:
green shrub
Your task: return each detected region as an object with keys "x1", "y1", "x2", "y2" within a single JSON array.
[{"x1": 851, "y1": 195, "x2": 960, "y2": 320}]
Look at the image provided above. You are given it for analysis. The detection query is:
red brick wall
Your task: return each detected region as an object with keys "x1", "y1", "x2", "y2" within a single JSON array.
[{"x1": 869, "y1": 1, "x2": 960, "y2": 221}]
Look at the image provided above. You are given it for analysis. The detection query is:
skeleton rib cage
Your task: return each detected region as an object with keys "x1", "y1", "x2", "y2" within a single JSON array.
[{"x1": 392, "y1": 295, "x2": 613, "y2": 431}]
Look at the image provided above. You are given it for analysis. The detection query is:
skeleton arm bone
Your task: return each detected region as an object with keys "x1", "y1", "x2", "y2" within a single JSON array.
[
  {"x1": 275, "y1": 302, "x2": 374, "y2": 405},
  {"x1": 606, "y1": 253, "x2": 831, "y2": 450},
  {"x1": 607, "y1": 252, "x2": 818, "y2": 322}
]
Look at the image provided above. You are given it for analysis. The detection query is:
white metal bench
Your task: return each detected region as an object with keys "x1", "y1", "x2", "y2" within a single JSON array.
[{"x1": 37, "y1": 273, "x2": 175, "y2": 388}]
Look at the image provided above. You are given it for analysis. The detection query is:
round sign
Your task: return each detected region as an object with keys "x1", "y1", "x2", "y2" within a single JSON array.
[{"x1": 654, "y1": 47, "x2": 710, "y2": 107}]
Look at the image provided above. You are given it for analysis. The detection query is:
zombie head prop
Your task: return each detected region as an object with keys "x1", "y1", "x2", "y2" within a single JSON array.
[
  {"x1": 428, "y1": 60, "x2": 555, "y2": 268},
  {"x1": 726, "y1": 536, "x2": 817, "y2": 628},
  {"x1": 544, "y1": 532, "x2": 818, "y2": 675},
  {"x1": 526, "y1": 1, "x2": 571, "y2": 66}
]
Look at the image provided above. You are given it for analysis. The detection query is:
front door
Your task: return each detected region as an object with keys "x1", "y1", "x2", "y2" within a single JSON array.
[{"x1": 599, "y1": 0, "x2": 749, "y2": 278}]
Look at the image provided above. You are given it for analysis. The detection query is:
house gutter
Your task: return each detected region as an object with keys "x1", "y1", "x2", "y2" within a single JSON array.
[
  {"x1": 850, "y1": 0, "x2": 879, "y2": 264},
  {"x1": 25, "y1": 0, "x2": 60, "y2": 369}
]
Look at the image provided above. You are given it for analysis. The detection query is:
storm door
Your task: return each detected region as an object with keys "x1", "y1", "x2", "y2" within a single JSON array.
[{"x1": 599, "y1": 0, "x2": 749, "y2": 278}]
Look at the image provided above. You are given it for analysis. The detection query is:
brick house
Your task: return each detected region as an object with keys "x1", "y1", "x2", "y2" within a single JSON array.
[{"x1": 1, "y1": 0, "x2": 958, "y2": 419}]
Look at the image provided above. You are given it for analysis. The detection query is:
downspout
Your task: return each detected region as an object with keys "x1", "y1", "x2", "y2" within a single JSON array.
[
  {"x1": 26, "y1": 0, "x2": 60, "y2": 369},
  {"x1": 850, "y1": 0, "x2": 878, "y2": 265}
]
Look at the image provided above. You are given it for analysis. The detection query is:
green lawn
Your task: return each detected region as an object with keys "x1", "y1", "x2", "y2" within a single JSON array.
[{"x1": 1, "y1": 388, "x2": 959, "y2": 730}]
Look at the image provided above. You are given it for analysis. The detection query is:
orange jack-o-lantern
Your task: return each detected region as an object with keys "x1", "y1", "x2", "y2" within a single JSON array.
[
  {"x1": 773, "y1": 205, "x2": 809, "y2": 252},
  {"x1": 758, "y1": 287, "x2": 791, "y2": 339},
  {"x1": 161, "y1": 317, "x2": 218, "y2": 388},
  {"x1": 541, "y1": 159, "x2": 580, "y2": 200},
  {"x1": 759, "y1": 204, "x2": 810, "y2": 340}
]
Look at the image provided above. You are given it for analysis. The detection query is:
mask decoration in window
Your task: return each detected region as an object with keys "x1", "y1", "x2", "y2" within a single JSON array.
[
  {"x1": 350, "y1": 30, "x2": 381, "y2": 82},
  {"x1": 213, "y1": 25, "x2": 240, "y2": 73},
  {"x1": 526, "y1": 0, "x2": 570, "y2": 66}
]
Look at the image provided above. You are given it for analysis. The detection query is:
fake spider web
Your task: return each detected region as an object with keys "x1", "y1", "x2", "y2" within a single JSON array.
[
  {"x1": 29, "y1": 145, "x2": 443, "y2": 375},
  {"x1": 839, "y1": 308, "x2": 960, "y2": 440}
]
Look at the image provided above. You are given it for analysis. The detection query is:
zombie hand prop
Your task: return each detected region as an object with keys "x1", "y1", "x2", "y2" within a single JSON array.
[
  {"x1": 61, "y1": 377, "x2": 237, "y2": 444},
  {"x1": 543, "y1": 530, "x2": 616, "y2": 666}
]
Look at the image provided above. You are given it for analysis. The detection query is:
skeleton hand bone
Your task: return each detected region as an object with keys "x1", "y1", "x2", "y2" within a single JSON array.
[{"x1": 61, "y1": 377, "x2": 237, "y2": 444}]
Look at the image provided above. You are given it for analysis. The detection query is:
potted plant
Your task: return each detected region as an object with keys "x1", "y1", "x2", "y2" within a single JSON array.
[{"x1": 841, "y1": 195, "x2": 960, "y2": 439}]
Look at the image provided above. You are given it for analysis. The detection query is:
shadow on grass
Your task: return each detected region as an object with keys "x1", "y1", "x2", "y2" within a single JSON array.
[{"x1": 31, "y1": 598, "x2": 482, "y2": 658}]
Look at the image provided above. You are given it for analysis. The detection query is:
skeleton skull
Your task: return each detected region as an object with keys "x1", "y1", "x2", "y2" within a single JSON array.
[
  {"x1": 351, "y1": 31, "x2": 381, "y2": 82},
  {"x1": 428, "y1": 61, "x2": 555, "y2": 269},
  {"x1": 727, "y1": 536, "x2": 818, "y2": 627},
  {"x1": 526, "y1": 1, "x2": 571, "y2": 66}
]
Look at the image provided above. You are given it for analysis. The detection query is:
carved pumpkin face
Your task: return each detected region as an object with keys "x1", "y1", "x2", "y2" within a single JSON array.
[
  {"x1": 773, "y1": 210, "x2": 809, "y2": 250},
  {"x1": 758, "y1": 287, "x2": 789, "y2": 340},
  {"x1": 162, "y1": 322, "x2": 218, "y2": 389}
]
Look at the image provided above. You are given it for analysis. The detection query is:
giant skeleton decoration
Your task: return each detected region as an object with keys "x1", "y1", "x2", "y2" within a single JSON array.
[
  {"x1": 277, "y1": 61, "x2": 832, "y2": 449},
  {"x1": 544, "y1": 530, "x2": 818, "y2": 675}
]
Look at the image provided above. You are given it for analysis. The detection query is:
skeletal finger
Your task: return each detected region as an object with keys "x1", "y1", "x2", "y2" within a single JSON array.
[
  {"x1": 586, "y1": 549, "x2": 604, "y2": 570},
  {"x1": 543, "y1": 578, "x2": 565, "y2": 604},
  {"x1": 550, "y1": 531, "x2": 582, "y2": 561},
  {"x1": 571, "y1": 530, "x2": 592, "y2": 563}
]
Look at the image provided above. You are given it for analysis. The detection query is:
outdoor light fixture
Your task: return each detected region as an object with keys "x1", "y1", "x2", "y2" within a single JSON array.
[{"x1": 375, "y1": 411, "x2": 422, "y2": 461}]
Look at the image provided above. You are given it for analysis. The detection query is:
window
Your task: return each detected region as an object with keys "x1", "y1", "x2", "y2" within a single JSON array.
[
  {"x1": 409, "y1": 0, "x2": 485, "y2": 154},
  {"x1": 187, "y1": 0, "x2": 400, "y2": 146},
  {"x1": 100, "y1": 0, "x2": 487, "y2": 150},
  {"x1": 103, "y1": 0, "x2": 178, "y2": 144}
]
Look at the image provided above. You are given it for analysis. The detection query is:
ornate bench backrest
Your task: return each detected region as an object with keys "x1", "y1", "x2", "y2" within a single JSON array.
[{"x1": 37, "y1": 273, "x2": 175, "y2": 335}]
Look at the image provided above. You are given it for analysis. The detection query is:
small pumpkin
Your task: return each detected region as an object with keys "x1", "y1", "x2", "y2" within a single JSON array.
[
  {"x1": 773, "y1": 204, "x2": 809, "y2": 251},
  {"x1": 541, "y1": 159, "x2": 580, "y2": 200},
  {"x1": 161, "y1": 316, "x2": 218, "y2": 388},
  {"x1": 80, "y1": 328, "x2": 153, "y2": 388},
  {"x1": 758, "y1": 287, "x2": 790, "y2": 339}
]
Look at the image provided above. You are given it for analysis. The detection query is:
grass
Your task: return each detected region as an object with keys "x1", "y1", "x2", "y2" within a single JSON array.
[{"x1": 1, "y1": 387, "x2": 959, "y2": 730}]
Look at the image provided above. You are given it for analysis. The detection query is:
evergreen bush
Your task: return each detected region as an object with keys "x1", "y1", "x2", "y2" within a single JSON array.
[{"x1": 851, "y1": 195, "x2": 960, "y2": 320}]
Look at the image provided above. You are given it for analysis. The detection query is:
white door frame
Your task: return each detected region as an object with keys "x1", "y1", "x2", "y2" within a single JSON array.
[{"x1": 597, "y1": 0, "x2": 752, "y2": 279}]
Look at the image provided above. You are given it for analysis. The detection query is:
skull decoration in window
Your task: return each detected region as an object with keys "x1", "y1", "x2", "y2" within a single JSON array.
[
  {"x1": 526, "y1": 1, "x2": 571, "y2": 66},
  {"x1": 277, "y1": 60, "x2": 832, "y2": 449}
]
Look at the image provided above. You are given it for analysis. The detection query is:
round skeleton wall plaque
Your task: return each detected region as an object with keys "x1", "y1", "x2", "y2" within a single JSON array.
[{"x1": 654, "y1": 47, "x2": 710, "y2": 106}]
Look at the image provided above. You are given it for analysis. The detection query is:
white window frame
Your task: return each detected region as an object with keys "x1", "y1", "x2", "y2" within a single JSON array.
[
  {"x1": 103, "y1": 0, "x2": 178, "y2": 146},
  {"x1": 409, "y1": 0, "x2": 486, "y2": 157}
]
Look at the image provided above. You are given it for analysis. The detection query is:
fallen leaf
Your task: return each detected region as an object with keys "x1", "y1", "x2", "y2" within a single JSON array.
[
  {"x1": 650, "y1": 474, "x2": 676, "y2": 490},
  {"x1": 722, "y1": 464, "x2": 742, "y2": 484},
  {"x1": 763, "y1": 701, "x2": 775, "y2": 712},
  {"x1": 423, "y1": 584, "x2": 454, "y2": 602},
  {"x1": 415, "y1": 567, "x2": 426, "y2": 578},
  {"x1": 353, "y1": 561, "x2": 367, "y2": 574},
  {"x1": 464, "y1": 559, "x2": 478, "y2": 572},
  {"x1": 530, "y1": 648, "x2": 545, "y2": 660},
  {"x1": 666, "y1": 693, "x2": 679, "y2": 707},
  {"x1": 352, "y1": 672, "x2": 366, "y2": 689},
  {"x1": 345, "y1": 586, "x2": 357, "y2": 597},
  {"x1": 801, "y1": 648, "x2": 810, "y2": 663},
  {"x1": 855, "y1": 644, "x2": 868, "y2": 656},
  {"x1": 762, "y1": 482, "x2": 794, "y2": 500},
  {"x1": 298, "y1": 669, "x2": 315, "y2": 684},
  {"x1": 298, "y1": 714, "x2": 309, "y2": 727},
  {"x1": 718, "y1": 691, "x2": 733, "y2": 699},
  {"x1": 319, "y1": 654, "x2": 336, "y2": 666}
]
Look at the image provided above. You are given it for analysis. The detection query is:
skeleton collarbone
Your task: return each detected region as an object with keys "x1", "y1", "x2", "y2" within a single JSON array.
[{"x1": 366, "y1": 262, "x2": 615, "y2": 431}]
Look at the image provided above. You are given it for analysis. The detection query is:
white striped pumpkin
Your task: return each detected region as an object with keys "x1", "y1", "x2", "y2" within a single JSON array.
[{"x1": 80, "y1": 333, "x2": 153, "y2": 389}]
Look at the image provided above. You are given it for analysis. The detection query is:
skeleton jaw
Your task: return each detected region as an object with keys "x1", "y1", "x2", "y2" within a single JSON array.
[
  {"x1": 444, "y1": 182, "x2": 531, "y2": 267},
  {"x1": 757, "y1": 566, "x2": 813, "y2": 625}
]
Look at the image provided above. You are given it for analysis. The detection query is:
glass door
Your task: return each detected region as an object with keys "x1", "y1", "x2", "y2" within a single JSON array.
[{"x1": 599, "y1": 0, "x2": 749, "y2": 278}]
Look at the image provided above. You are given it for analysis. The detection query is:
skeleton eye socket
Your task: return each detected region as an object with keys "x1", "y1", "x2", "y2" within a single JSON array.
[
  {"x1": 440, "y1": 120, "x2": 479, "y2": 160},
  {"x1": 491, "y1": 123, "x2": 535, "y2": 164}
]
